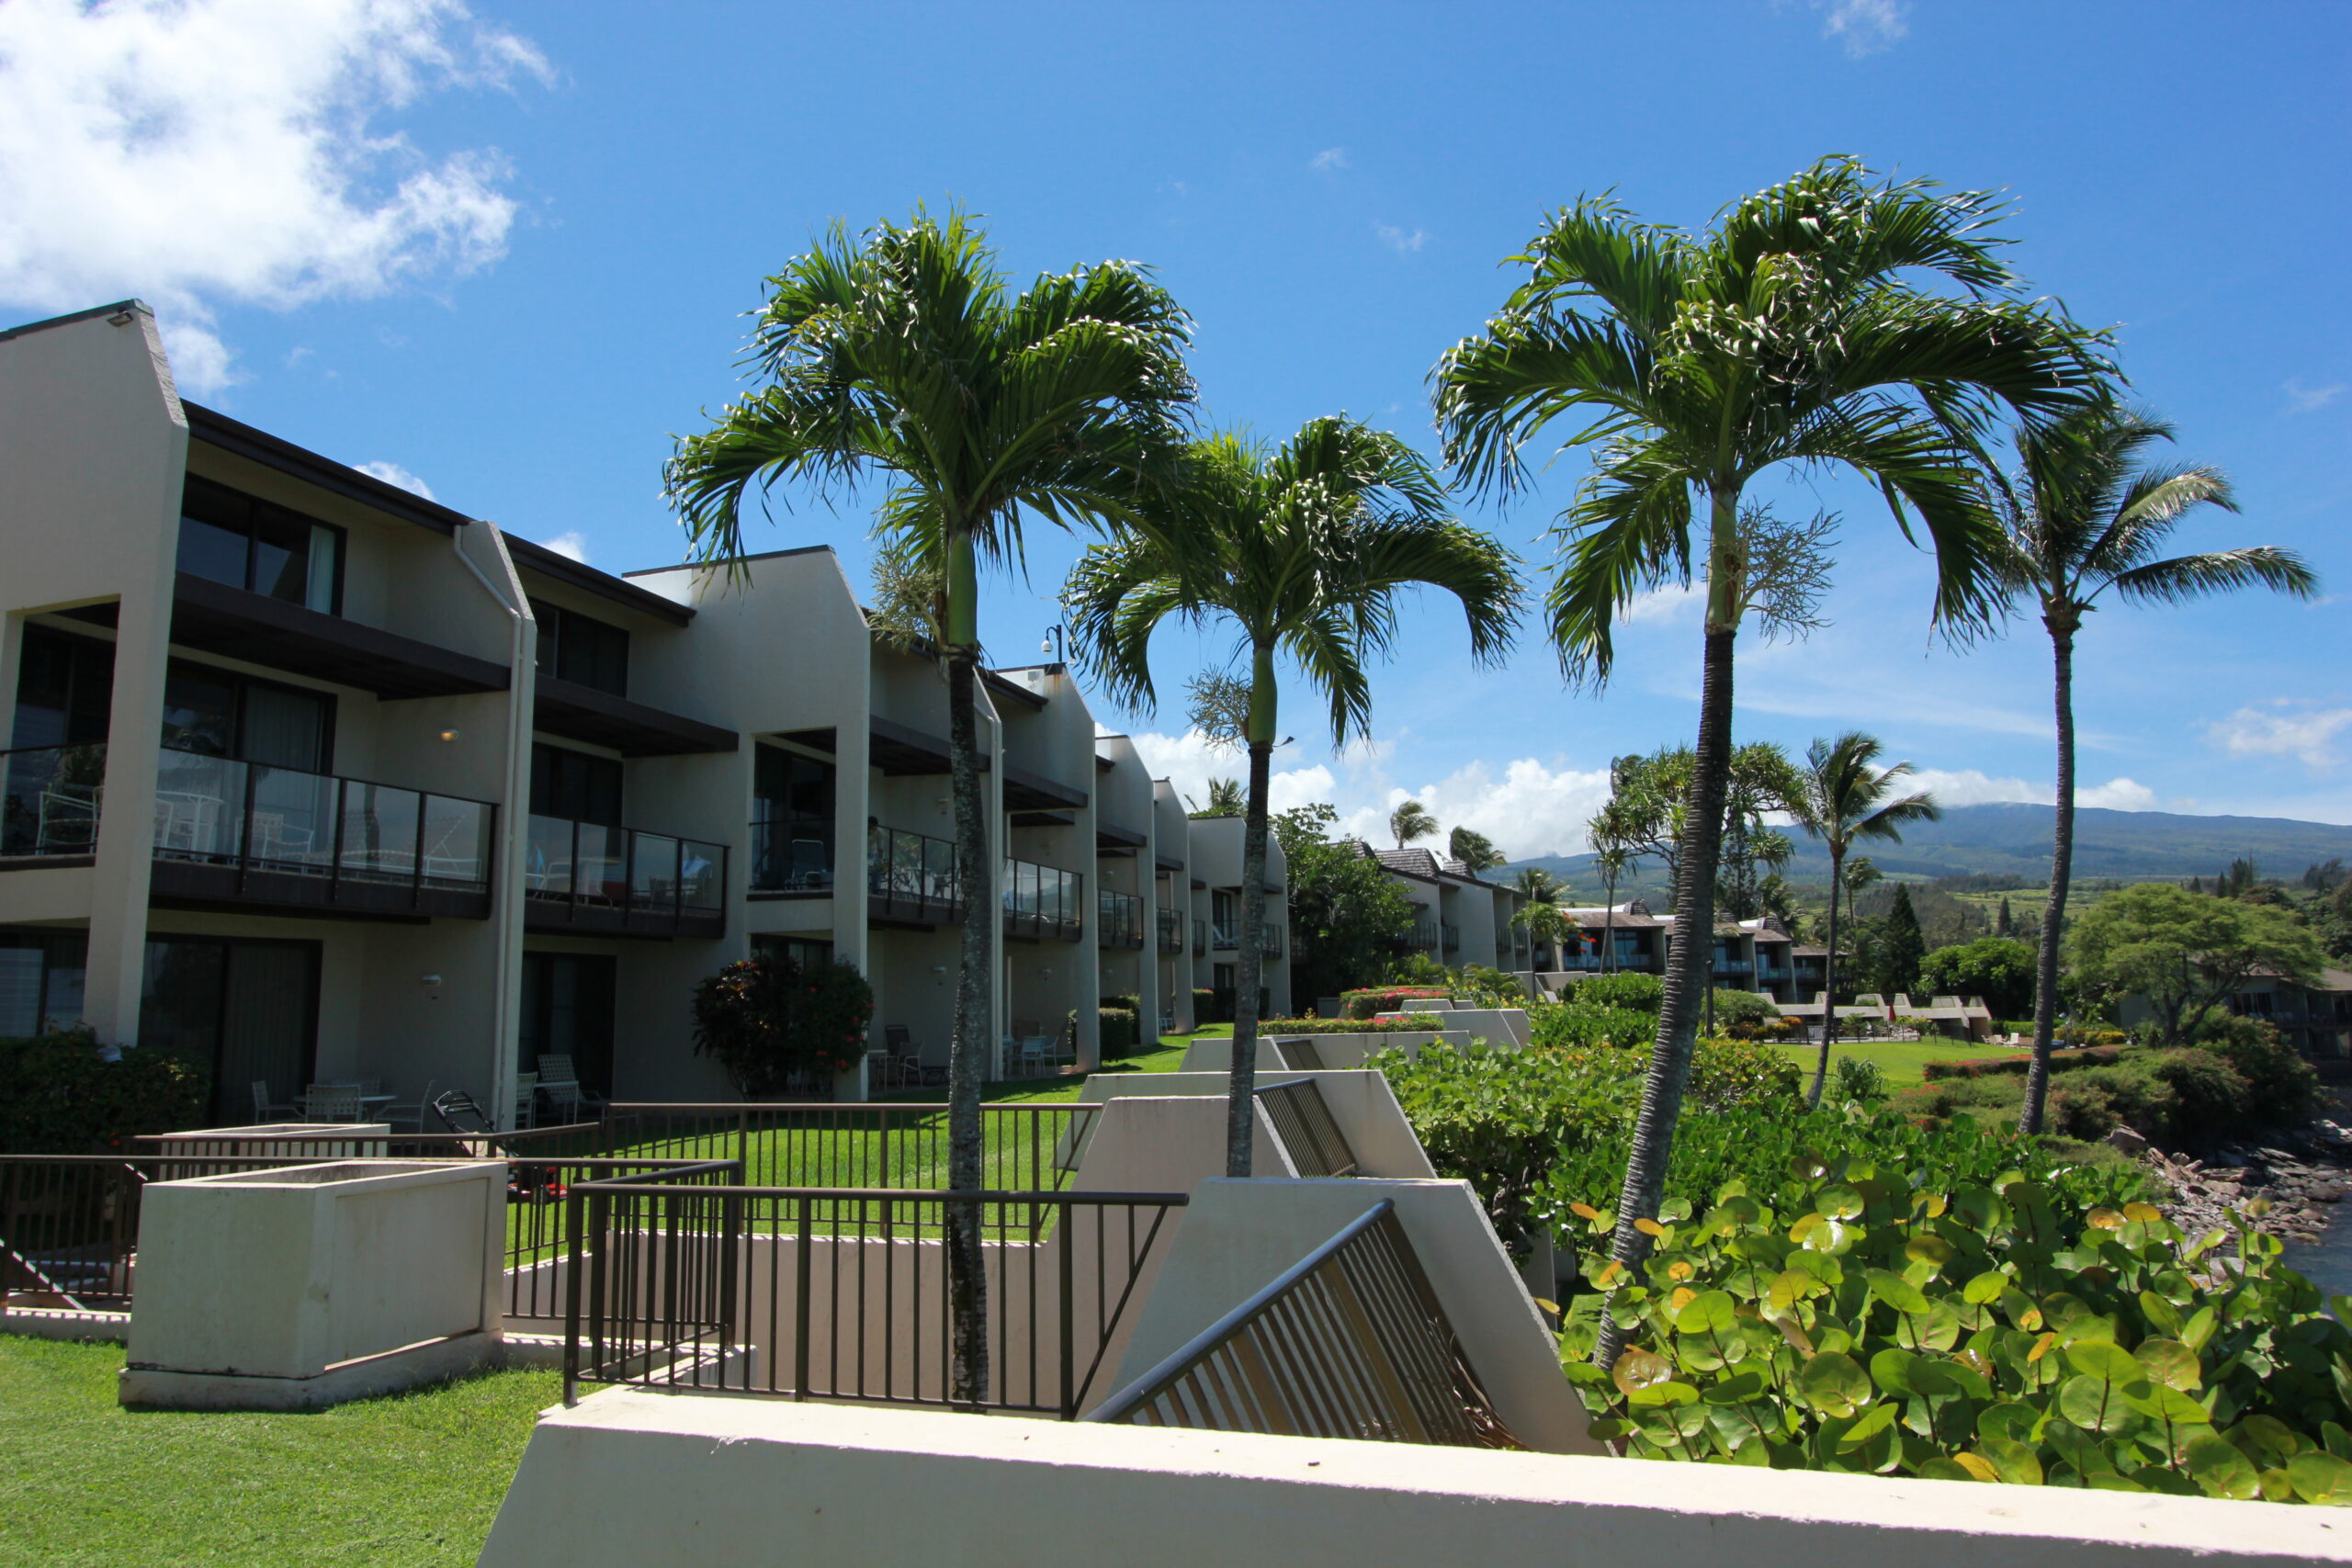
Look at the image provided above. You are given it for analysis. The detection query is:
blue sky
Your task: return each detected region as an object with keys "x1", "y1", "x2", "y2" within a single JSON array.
[{"x1": 3, "y1": 0, "x2": 2345, "y2": 855}]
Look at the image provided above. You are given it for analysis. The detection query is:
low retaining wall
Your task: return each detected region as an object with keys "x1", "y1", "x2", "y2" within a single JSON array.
[{"x1": 481, "y1": 1391, "x2": 2352, "y2": 1568}]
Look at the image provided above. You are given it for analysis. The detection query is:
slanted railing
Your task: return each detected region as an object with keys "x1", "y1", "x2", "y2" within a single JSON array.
[
  {"x1": 1085, "y1": 1200, "x2": 1517, "y2": 1448},
  {"x1": 1255, "y1": 1078, "x2": 1357, "y2": 1177},
  {"x1": 562, "y1": 1175, "x2": 1186, "y2": 1418}
]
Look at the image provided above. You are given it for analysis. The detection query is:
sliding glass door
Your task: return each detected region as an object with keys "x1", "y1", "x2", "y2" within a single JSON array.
[{"x1": 141, "y1": 937, "x2": 320, "y2": 1121}]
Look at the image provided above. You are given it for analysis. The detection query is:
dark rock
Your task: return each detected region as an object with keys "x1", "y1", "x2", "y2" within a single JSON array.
[
  {"x1": 2105, "y1": 1126, "x2": 2152, "y2": 1155},
  {"x1": 2314, "y1": 1187, "x2": 2346, "y2": 1203}
]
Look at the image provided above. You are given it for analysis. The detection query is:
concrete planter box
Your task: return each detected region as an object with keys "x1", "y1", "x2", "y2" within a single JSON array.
[
  {"x1": 122, "y1": 1159, "x2": 504, "y2": 1410},
  {"x1": 147, "y1": 1122, "x2": 393, "y2": 1159}
]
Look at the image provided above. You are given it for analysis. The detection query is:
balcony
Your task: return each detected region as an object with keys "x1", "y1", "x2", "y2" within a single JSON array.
[
  {"x1": 143, "y1": 747, "x2": 493, "y2": 918},
  {"x1": 868, "y1": 825, "x2": 962, "y2": 926},
  {"x1": 1440, "y1": 922, "x2": 1461, "y2": 953},
  {"x1": 525, "y1": 815, "x2": 726, "y2": 939},
  {"x1": 1099, "y1": 889, "x2": 1145, "y2": 950},
  {"x1": 1157, "y1": 906, "x2": 1184, "y2": 954},
  {"x1": 1003, "y1": 859, "x2": 1082, "y2": 942},
  {"x1": 2, "y1": 743, "x2": 106, "y2": 861},
  {"x1": 1260, "y1": 920, "x2": 1283, "y2": 960},
  {"x1": 1193, "y1": 917, "x2": 1205, "y2": 956},
  {"x1": 750, "y1": 817, "x2": 834, "y2": 896}
]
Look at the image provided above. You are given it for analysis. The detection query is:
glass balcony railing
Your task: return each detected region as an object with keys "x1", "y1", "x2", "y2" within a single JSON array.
[
  {"x1": 526, "y1": 814, "x2": 725, "y2": 930},
  {"x1": 1100, "y1": 888, "x2": 1145, "y2": 949},
  {"x1": 148, "y1": 746, "x2": 493, "y2": 903},
  {"x1": 1157, "y1": 906, "x2": 1185, "y2": 953},
  {"x1": 1193, "y1": 917, "x2": 1205, "y2": 955},
  {"x1": 1, "y1": 743, "x2": 107, "y2": 858},
  {"x1": 867, "y1": 825, "x2": 961, "y2": 922},
  {"x1": 1003, "y1": 858, "x2": 1082, "y2": 941},
  {"x1": 1260, "y1": 919, "x2": 1283, "y2": 960},
  {"x1": 750, "y1": 815, "x2": 833, "y2": 893}
]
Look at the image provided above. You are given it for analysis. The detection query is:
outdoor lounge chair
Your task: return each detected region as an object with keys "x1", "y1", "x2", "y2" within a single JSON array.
[{"x1": 251, "y1": 1080, "x2": 296, "y2": 1122}]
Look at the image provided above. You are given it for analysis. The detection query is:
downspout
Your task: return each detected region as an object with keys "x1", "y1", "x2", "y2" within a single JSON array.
[{"x1": 454, "y1": 526, "x2": 536, "y2": 1130}]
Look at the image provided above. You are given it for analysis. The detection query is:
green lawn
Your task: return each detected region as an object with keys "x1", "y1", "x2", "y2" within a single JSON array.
[
  {"x1": 1765, "y1": 1037, "x2": 2014, "y2": 1086},
  {"x1": 0, "y1": 1336, "x2": 555, "y2": 1568}
]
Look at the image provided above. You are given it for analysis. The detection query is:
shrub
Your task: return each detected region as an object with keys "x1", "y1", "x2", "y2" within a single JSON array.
[
  {"x1": 1098, "y1": 1008, "x2": 1139, "y2": 1056},
  {"x1": 691, "y1": 955, "x2": 875, "y2": 1095},
  {"x1": 1193, "y1": 987, "x2": 1225, "y2": 1024},
  {"x1": 1710, "y1": 988, "x2": 1779, "y2": 1029},
  {"x1": 2057, "y1": 1025, "x2": 2128, "y2": 1048},
  {"x1": 1917, "y1": 935, "x2": 2037, "y2": 1019},
  {"x1": 2148, "y1": 1048, "x2": 2251, "y2": 1141},
  {"x1": 1531, "y1": 1003, "x2": 1658, "y2": 1053},
  {"x1": 1103, "y1": 992, "x2": 1141, "y2": 1020},
  {"x1": 1558, "y1": 1165, "x2": 2352, "y2": 1500},
  {"x1": 1258, "y1": 1016, "x2": 1450, "y2": 1035},
  {"x1": 1566, "y1": 973, "x2": 1665, "y2": 1013},
  {"x1": 1830, "y1": 1055, "x2": 1887, "y2": 1104},
  {"x1": 0, "y1": 1027, "x2": 211, "y2": 1153},
  {"x1": 1340, "y1": 986, "x2": 1453, "y2": 1020},
  {"x1": 2201, "y1": 1017, "x2": 2322, "y2": 1127},
  {"x1": 1922, "y1": 1047, "x2": 2122, "y2": 1082}
]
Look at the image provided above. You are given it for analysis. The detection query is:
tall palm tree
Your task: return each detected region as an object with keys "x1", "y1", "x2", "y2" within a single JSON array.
[
  {"x1": 1989, "y1": 404, "x2": 2317, "y2": 1134},
  {"x1": 1065, "y1": 416, "x2": 1520, "y2": 1175},
  {"x1": 1510, "y1": 865, "x2": 1566, "y2": 903},
  {"x1": 665, "y1": 209, "x2": 1194, "y2": 1405},
  {"x1": 1786, "y1": 733, "x2": 1939, "y2": 1105},
  {"x1": 1390, "y1": 800, "x2": 1439, "y2": 850},
  {"x1": 1514, "y1": 898, "x2": 1573, "y2": 972},
  {"x1": 1432, "y1": 155, "x2": 2104, "y2": 1366},
  {"x1": 1449, "y1": 825, "x2": 1507, "y2": 873},
  {"x1": 1843, "y1": 857, "x2": 1882, "y2": 926},
  {"x1": 1585, "y1": 800, "x2": 1640, "y2": 974},
  {"x1": 1195, "y1": 777, "x2": 1245, "y2": 817}
]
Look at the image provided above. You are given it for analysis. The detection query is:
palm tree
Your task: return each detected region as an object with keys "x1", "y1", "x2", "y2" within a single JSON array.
[
  {"x1": 665, "y1": 209, "x2": 1194, "y2": 1405},
  {"x1": 1390, "y1": 800, "x2": 1439, "y2": 850},
  {"x1": 1989, "y1": 404, "x2": 2317, "y2": 1134},
  {"x1": 1510, "y1": 865, "x2": 1566, "y2": 903},
  {"x1": 1432, "y1": 156, "x2": 2104, "y2": 1366},
  {"x1": 1843, "y1": 856, "x2": 1882, "y2": 925},
  {"x1": 1191, "y1": 777, "x2": 1245, "y2": 818},
  {"x1": 1585, "y1": 800, "x2": 1640, "y2": 974},
  {"x1": 1514, "y1": 898, "x2": 1573, "y2": 972},
  {"x1": 1449, "y1": 825, "x2": 1506, "y2": 873},
  {"x1": 1786, "y1": 733, "x2": 1939, "y2": 1105},
  {"x1": 1065, "y1": 416, "x2": 1520, "y2": 1175}
]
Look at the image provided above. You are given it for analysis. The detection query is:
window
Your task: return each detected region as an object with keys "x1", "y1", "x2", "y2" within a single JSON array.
[
  {"x1": 521, "y1": 953, "x2": 615, "y2": 1100},
  {"x1": 533, "y1": 603, "x2": 629, "y2": 696},
  {"x1": 752, "y1": 935, "x2": 835, "y2": 972},
  {"x1": 139, "y1": 937, "x2": 319, "y2": 1121},
  {"x1": 752, "y1": 746, "x2": 834, "y2": 891},
  {"x1": 10, "y1": 628, "x2": 115, "y2": 750},
  {"x1": 0, "y1": 930, "x2": 87, "y2": 1035},
  {"x1": 177, "y1": 476, "x2": 343, "y2": 614},
  {"x1": 530, "y1": 743, "x2": 623, "y2": 825},
  {"x1": 159, "y1": 663, "x2": 334, "y2": 773},
  {"x1": 1211, "y1": 890, "x2": 1238, "y2": 942}
]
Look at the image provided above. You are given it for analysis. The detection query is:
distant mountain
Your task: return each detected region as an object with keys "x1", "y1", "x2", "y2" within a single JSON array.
[{"x1": 1504, "y1": 803, "x2": 2352, "y2": 892}]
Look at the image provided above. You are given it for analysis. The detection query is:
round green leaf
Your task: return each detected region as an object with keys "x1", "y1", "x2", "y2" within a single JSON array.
[
  {"x1": 1837, "y1": 1401, "x2": 1899, "y2": 1450},
  {"x1": 2065, "y1": 1340, "x2": 2147, "y2": 1386},
  {"x1": 1976, "y1": 1437, "x2": 2043, "y2": 1485},
  {"x1": 1866, "y1": 1268, "x2": 1929, "y2": 1315},
  {"x1": 1977, "y1": 1402, "x2": 2041, "y2": 1446},
  {"x1": 1626, "y1": 1380, "x2": 1700, "y2": 1408},
  {"x1": 1962, "y1": 1270, "x2": 2007, "y2": 1306},
  {"x1": 2058, "y1": 1374, "x2": 2142, "y2": 1436},
  {"x1": 1675, "y1": 1289, "x2": 1736, "y2": 1336},
  {"x1": 1905, "y1": 1234, "x2": 1957, "y2": 1272},
  {"x1": 2287, "y1": 1450, "x2": 2352, "y2": 1505},
  {"x1": 1816, "y1": 1183, "x2": 1865, "y2": 1220},
  {"x1": 2120, "y1": 1382, "x2": 2211, "y2": 1428},
  {"x1": 1917, "y1": 1456, "x2": 1982, "y2": 1482},
  {"x1": 1611, "y1": 1346, "x2": 1673, "y2": 1397},
  {"x1": 2132, "y1": 1338, "x2": 2202, "y2": 1394},
  {"x1": 1799, "y1": 1351, "x2": 1872, "y2": 1419},
  {"x1": 1870, "y1": 1348, "x2": 1919, "y2": 1397}
]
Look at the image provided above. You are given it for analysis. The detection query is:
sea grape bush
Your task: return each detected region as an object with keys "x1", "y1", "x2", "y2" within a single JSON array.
[{"x1": 1559, "y1": 1156, "x2": 2352, "y2": 1503}]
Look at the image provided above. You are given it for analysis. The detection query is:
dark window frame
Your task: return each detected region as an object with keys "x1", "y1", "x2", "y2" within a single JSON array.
[
  {"x1": 0, "y1": 927, "x2": 89, "y2": 1036},
  {"x1": 529, "y1": 741, "x2": 625, "y2": 827},
  {"x1": 532, "y1": 601, "x2": 631, "y2": 697},
  {"x1": 9, "y1": 626, "x2": 117, "y2": 750},
  {"x1": 161, "y1": 657, "x2": 338, "y2": 774},
  {"x1": 139, "y1": 933, "x2": 322, "y2": 1121},
  {"x1": 177, "y1": 474, "x2": 348, "y2": 615}
]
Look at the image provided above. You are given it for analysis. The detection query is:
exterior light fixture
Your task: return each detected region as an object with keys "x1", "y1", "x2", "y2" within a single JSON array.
[
  {"x1": 107, "y1": 310, "x2": 135, "y2": 326},
  {"x1": 438, "y1": 728, "x2": 459, "y2": 742},
  {"x1": 419, "y1": 974, "x2": 442, "y2": 987}
]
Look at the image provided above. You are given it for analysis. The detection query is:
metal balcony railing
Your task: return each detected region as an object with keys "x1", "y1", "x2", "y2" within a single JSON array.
[
  {"x1": 0, "y1": 742, "x2": 107, "y2": 858},
  {"x1": 751, "y1": 817, "x2": 832, "y2": 893},
  {"x1": 1157, "y1": 906, "x2": 1185, "y2": 954},
  {"x1": 1004, "y1": 858, "x2": 1082, "y2": 942},
  {"x1": 1099, "y1": 888, "x2": 1145, "y2": 950},
  {"x1": 1440, "y1": 922, "x2": 1461, "y2": 953},
  {"x1": 867, "y1": 824, "x2": 961, "y2": 923},
  {"x1": 1192, "y1": 917, "x2": 1205, "y2": 955},
  {"x1": 526, "y1": 814, "x2": 727, "y2": 935}
]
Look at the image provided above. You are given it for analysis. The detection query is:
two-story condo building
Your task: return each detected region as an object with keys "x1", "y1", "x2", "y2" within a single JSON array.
[{"x1": 0, "y1": 301, "x2": 1288, "y2": 1119}]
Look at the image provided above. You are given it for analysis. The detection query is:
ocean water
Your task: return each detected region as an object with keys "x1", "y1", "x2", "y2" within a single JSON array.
[{"x1": 2286, "y1": 1218, "x2": 2352, "y2": 1299}]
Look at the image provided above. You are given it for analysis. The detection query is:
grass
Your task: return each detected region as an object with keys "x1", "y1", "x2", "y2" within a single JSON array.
[
  {"x1": 1764, "y1": 1036, "x2": 2015, "y2": 1087},
  {"x1": 0, "y1": 1336, "x2": 555, "y2": 1568}
]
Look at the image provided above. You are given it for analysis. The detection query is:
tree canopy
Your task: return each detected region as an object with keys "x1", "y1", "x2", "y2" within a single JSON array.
[{"x1": 2068, "y1": 883, "x2": 2325, "y2": 1046}]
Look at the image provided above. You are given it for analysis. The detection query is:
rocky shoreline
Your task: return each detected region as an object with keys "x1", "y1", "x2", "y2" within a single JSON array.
[{"x1": 2120, "y1": 1121, "x2": 2352, "y2": 1249}]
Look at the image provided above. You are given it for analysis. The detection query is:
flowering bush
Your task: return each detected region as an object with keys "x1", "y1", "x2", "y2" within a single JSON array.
[
  {"x1": 1340, "y1": 986, "x2": 1453, "y2": 1020},
  {"x1": 690, "y1": 955, "x2": 875, "y2": 1095}
]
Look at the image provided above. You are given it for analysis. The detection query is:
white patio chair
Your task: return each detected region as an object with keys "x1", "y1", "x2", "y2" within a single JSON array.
[
  {"x1": 382, "y1": 1079, "x2": 435, "y2": 1134},
  {"x1": 302, "y1": 1083, "x2": 363, "y2": 1122},
  {"x1": 252, "y1": 1080, "x2": 296, "y2": 1122},
  {"x1": 510, "y1": 1072, "x2": 538, "y2": 1130}
]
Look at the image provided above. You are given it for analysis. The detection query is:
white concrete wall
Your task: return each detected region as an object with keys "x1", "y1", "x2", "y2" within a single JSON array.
[
  {"x1": 1072, "y1": 1069, "x2": 1435, "y2": 1180},
  {"x1": 481, "y1": 1389, "x2": 2352, "y2": 1568}
]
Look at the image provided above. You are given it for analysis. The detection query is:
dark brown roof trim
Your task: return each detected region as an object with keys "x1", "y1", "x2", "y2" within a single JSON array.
[
  {"x1": 184, "y1": 402, "x2": 475, "y2": 536},
  {"x1": 509, "y1": 534, "x2": 694, "y2": 626}
]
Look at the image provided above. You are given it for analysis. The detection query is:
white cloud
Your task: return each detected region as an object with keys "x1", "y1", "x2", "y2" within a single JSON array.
[
  {"x1": 1129, "y1": 730, "x2": 1336, "y2": 818},
  {"x1": 1309, "y1": 147, "x2": 1348, "y2": 173},
  {"x1": 0, "y1": 0, "x2": 550, "y2": 394},
  {"x1": 539, "y1": 530, "x2": 591, "y2": 563},
  {"x1": 1906, "y1": 768, "x2": 2157, "y2": 812},
  {"x1": 1374, "y1": 223, "x2": 1429, "y2": 256},
  {"x1": 354, "y1": 459, "x2": 434, "y2": 499},
  {"x1": 1619, "y1": 582, "x2": 1702, "y2": 626},
  {"x1": 1341, "y1": 759, "x2": 1615, "y2": 861},
  {"x1": 1815, "y1": 0, "x2": 1907, "y2": 55},
  {"x1": 2206, "y1": 705, "x2": 2352, "y2": 770},
  {"x1": 2285, "y1": 379, "x2": 2346, "y2": 415}
]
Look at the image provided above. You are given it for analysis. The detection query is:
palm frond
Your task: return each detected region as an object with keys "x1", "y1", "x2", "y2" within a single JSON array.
[{"x1": 2106, "y1": 547, "x2": 2319, "y2": 607}]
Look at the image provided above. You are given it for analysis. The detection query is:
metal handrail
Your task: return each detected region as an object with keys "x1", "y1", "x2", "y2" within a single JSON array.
[
  {"x1": 1083, "y1": 1200, "x2": 1518, "y2": 1448},
  {"x1": 1254, "y1": 1078, "x2": 1358, "y2": 1177}
]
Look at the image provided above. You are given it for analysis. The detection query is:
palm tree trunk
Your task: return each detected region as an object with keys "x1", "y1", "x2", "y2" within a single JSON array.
[
  {"x1": 2021, "y1": 625, "x2": 2075, "y2": 1136},
  {"x1": 1602, "y1": 874, "x2": 1616, "y2": 976},
  {"x1": 1808, "y1": 845, "x2": 1843, "y2": 1107},
  {"x1": 1595, "y1": 620, "x2": 1736, "y2": 1370},
  {"x1": 1227, "y1": 644, "x2": 1277, "y2": 1178},
  {"x1": 942, "y1": 536, "x2": 990, "y2": 1406}
]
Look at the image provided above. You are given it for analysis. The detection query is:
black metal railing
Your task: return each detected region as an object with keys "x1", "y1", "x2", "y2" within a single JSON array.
[
  {"x1": 1255, "y1": 1079, "x2": 1358, "y2": 1177},
  {"x1": 1440, "y1": 922, "x2": 1461, "y2": 953},
  {"x1": 868, "y1": 824, "x2": 961, "y2": 923},
  {"x1": 1099, "y1": 888, "x2": 1145, "y2": 949},
  {"x1": 0, "y1": 742, "x2": 107, "y2": 858},
  {"x1": 1193, "y1": 917, "x2": 1206, "y2": 955},
  {"x1": 526, "y1": 814, "x2": 727, "y2": 934},
  {"x1": 146, "y1": 746, "x2": 494, "y2": 912},
  {"x1": 750, "y1": 816, "x2": 833, "y2": 894},
  {"x1": 1084, "y1": 1199, "x2": 1517, "y2": 1448},
  {"x1": 1157, "y1": 907, "x2": 1184, "y2": 953},
  {"x1": 562, "y1": 1177, "x2": 1187, "y2": 1417},
  {"x1": 1403, "y1": 915, "x2": 1439, "y2": 950},
  {"x1": 1003, "y1": 859, "x2": 1082, "y2": 942},
  {"x1": 596, "y1": 1102, "x2": 1099, "y2": 1194}
]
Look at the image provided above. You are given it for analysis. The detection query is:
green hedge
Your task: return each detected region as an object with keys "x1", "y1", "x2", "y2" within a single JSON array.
[
  {"x1": 1259, "y1": 1016, "x2": 1449, "y2": 1035},
  {"x1": 1922, "y1": 1047, "x2": 2121, "y2": 1081},
  {"x1": 0, "y1": 1028, "x2": 212, "y2": 1154},
  {"x1": 1098, "y1": 1008, "x2": 1139, "y2": 1055},
  {"x1": 1339, "y1": 986, "x2": 1453, "y2": 1020},
  {"x1": 1193, "y1": 987, "x2": 1225, "y2": 1024}
]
